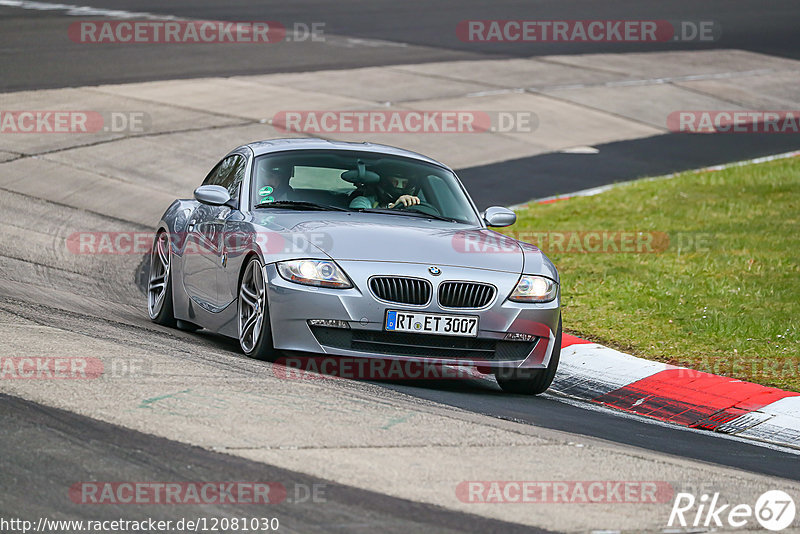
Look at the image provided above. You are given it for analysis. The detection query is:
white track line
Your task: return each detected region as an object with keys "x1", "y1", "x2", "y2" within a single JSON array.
[
  {"x1": 0, "y1": 0, "x2": 409, "y2": 48},
  {"x1": 510, "y1": 149, "x2": 800, "y2": 210},
  {"x1": 0, "y1": 0, "x2": 180, "y2": 19},
  {"x1": 545, "y1": 68, "x2": 782, "y2": 91}
]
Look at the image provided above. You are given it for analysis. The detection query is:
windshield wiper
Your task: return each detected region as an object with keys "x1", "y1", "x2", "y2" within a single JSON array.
[
  {"x1": 357, "y1": 208, "x2": 461, "y2": 223},
  {"x1": 253, "y1": 200, "x2": 347, "y2": 211}
]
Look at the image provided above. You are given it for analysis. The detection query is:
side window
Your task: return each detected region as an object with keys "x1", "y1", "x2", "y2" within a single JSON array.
[{"x1": 202, "y1": 155, "x2": 247, "y2": 200}]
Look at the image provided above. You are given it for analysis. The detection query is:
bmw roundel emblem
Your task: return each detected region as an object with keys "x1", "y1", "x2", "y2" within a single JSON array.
[{"x1": 428, "y1": 266, "x2": 441, "y2": 276}]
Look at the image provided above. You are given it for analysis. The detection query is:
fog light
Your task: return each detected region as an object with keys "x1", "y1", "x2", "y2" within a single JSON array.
[
  {"x1": 504, "y1": 332, "x2": 536, "y2": 342},
  {"x1": 308, "y1": 319, "x2": 350, "y2": 329}
]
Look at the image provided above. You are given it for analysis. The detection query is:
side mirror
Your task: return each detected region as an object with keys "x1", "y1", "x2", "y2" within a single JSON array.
[
  {"x1": 482, "y1": 206, "x2": 516, "y2": 227},
  {"x1": 194, "y1": 185, "x2": 231, "y2": 206}
]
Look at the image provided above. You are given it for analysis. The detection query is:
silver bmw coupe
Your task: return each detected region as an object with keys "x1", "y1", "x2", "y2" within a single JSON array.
[{"x1": 148, "y1": 139, "x2": 561, "y2": 394}]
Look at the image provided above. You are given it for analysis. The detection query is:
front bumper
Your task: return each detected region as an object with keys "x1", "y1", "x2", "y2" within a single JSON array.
[{"x1": 265, "y1": 261, "x2": 560, "y2": 369}]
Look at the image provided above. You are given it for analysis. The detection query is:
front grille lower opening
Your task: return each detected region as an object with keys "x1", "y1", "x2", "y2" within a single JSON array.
[{"x1": 310, "y1": 326, "x2": 536, "y2": 361}]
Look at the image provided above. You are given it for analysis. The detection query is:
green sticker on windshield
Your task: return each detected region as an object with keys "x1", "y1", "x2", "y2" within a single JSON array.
[
  {"x1": 259, "y1": 186, "x2": 274, "y2": 196},
  {"x1": 260, "y1": 196, "x2": 274, "y2": 203}
]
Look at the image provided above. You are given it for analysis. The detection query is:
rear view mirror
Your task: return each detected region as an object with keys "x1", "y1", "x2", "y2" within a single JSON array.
[
  {"x1": 341, "y1": 160, "x2": 380, "y2": 184},
  {"x1": 482, "y1": 206, "x2": 517, "y2": 227},
  {"x1": 193, "y1": 185, "x2": 231, "y2": 206}
]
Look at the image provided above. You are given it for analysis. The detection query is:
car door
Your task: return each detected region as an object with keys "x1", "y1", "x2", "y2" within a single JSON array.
[{"x1": 182, "y1": 154, "x2": 246, "y2": 311}]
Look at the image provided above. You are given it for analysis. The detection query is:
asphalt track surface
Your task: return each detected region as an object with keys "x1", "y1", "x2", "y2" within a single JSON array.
[
  {"x1": 4, "y1": 0, "x2": 800, "y2": 209},
  {"x1": 458, "y1": 131, "x2": 800, "y2": 208},
  {"x1": 459, "y1": 132, "x2": 800, "y2": 207},
  {"x1": 379, "y1": 380, "x2": 800, "y2": 482},
  {"x1": 2, "y1": 0, "x2": 800, "y2": 91},
  {"x1": 0, "y1": 394, "x2": 548, "y2": 534},
  {"x1": 2, "y1": 1, "x2": 800, "y2": 532},
  {"x1": 148, "y1": 257, "x2": 800, "y2": 482}
]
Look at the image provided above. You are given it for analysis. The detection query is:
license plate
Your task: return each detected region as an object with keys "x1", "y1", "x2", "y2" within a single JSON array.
[{"x1": 385, "y1": 310, "x2": 478, "y2": 337}]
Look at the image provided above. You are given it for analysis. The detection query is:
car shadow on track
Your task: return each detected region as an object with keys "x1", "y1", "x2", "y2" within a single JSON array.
[
  {"x1": 188, "y1": 332, "x2": 510, "y2": 396},
  {"x1": 275, "y1": 349, "x2": 508, "y2": 393}
]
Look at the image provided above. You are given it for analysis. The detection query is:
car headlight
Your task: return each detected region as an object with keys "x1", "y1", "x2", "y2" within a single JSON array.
[
  {"x1": 508, "y1": 275, "x2": 558, "y2": 303},
  {"x1": 277, "y1": 259, "x2": 353, "y2": 289}
]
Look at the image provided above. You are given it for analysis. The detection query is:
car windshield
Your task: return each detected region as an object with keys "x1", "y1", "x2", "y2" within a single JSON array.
[{"x1": 252, "y1": 150, "x2": 480, "y2": 225}]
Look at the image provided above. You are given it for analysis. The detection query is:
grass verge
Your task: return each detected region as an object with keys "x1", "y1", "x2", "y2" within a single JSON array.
[{"x1": 505, "y1": 156, "x2": 800, "y2": 391}]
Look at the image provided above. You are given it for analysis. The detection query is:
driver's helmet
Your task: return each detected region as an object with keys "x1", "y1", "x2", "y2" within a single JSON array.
[{"x1": 376, "y1": 167, "x2": 418, "y2": 205}]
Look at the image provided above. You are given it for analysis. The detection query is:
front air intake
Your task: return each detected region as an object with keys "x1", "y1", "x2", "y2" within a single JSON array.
[
  {"x1": 438, "y1": 281, "x2": 496, "y2": 308},
  {"x1": 369, "y1": 276, "x2": 431, "y2": 305}
]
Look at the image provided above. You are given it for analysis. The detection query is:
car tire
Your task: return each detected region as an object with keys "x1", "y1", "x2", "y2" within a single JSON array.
[
  {"x1": 238, "y1": 256, "x2": 276, "y2": 361},
  {"x1": 495, "y1": 315, "x2": 562, "y2": 395},
  {"x1": 147, "y1": 230, "x2": 177, "y2": 327}
]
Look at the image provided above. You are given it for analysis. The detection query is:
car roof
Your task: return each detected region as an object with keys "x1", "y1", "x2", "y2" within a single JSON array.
[{"x1": 242, "y1": 138, "x2": 452, "y2": 170}]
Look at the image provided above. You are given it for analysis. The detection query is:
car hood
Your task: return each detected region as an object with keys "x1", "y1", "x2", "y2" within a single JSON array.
[{"x1": 273, "y1": 215, "x2": 528, "y2": 273}]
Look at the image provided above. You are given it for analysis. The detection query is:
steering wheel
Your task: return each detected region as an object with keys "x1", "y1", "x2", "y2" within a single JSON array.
[{"x1": 393, "y1": 200, "x2": 441, "y2": 217}]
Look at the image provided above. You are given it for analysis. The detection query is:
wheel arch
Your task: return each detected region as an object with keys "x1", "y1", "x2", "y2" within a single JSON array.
[
  {"x1": 237, "y1": 251, "x2": 264, "y2": 291},
  {"x1": 236, "y1": 251, "x2": 271, "y2": 323}
]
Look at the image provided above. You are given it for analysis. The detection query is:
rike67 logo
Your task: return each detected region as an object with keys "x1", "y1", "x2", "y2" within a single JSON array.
[{"x1": 668, "y1": 490, "x2": 796, "y2": 531}]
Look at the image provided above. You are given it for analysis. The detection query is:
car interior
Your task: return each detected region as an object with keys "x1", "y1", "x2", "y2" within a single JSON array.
[{"x1": 252, "y1": 150, "x2": 477, "y2": 223}]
